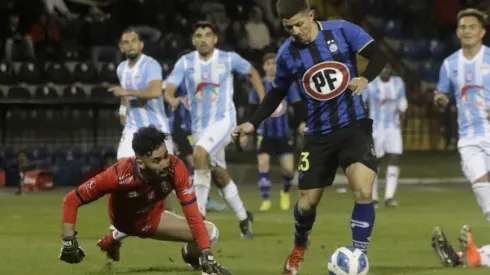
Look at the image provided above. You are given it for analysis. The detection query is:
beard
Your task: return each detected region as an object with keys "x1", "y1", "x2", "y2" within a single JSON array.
[{"x1": 125, "y1": 51, "x2": 139, "y2": 61}]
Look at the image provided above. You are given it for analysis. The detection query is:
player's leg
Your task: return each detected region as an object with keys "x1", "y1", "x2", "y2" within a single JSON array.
[
  {"x1": 211, "y1": 164, "x2": 254, "y2": 239},
  {"x1": 431, "y1": 226, "x2": 462, "y2": 267},
  {"x1": 278, "y1": 137, "x2": 295, "y2": 211},
  {"x1": 257, "y1": 152, "x2": 272, "y2": 211},
  {"x1": 98, "y1": 224, "x2": 130, "y2": 261},
  {"x1": 383, "y1": 128, "x2": 403, "y2": 207},
  {"x1": 371, "y1": 130, "x2": 385, "y2": 208},
  {"x1": 459, "y1": 140, "x2": 490, "y2": 223},
  {"x1": 283, "y1": 136, "x2": 335, "y2": 274},
  {"x1": 339, "y1": 121, "x2": 378, "y2": 254}
]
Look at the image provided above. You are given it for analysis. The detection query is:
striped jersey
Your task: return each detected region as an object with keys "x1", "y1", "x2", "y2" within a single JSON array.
[
  {"x1": 117, "y1": 54, "x2": 169, "y2": 130},
  {"x1": 362, "y1": 76, "x2": 407, "y2": 130},
  {"x1": 273, "y1": 20, "x2": 374, "y2": 135},
  {"x1": 166, "y1": 49, "x2": 251, "y2": 133},
  {"x1": 249, "y1": 78, "x2": 301, "y2": 137},
  {"x1": 437, "y1": 46, "x2": 490, "y2": 139}
]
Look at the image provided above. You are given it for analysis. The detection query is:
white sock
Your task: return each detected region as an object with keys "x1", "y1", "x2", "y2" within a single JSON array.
[
  {"x1": 372, "y1": 176, "x2": 379, "y2": 201},
  {"x1": 384, "y1": 165, "x2": 399, "y2": 200},
  {"x1": 219, "y1": 180, "x2": 248, "y2": 221},
  {"x1": 112, "y1": 229, "x2": 128, "y2": 241},
  {"x1": 472, "y1": 182, "x2": 490, "y2": 223},
  {"x1": 193, "y1": 169, "x2": 211, "y2": 216}
]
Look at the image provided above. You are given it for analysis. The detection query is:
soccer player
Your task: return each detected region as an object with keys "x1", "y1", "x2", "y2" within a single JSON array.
[
  {"x1": 165, "y1": 21, "x2": 265, "y2": 238},
  {"x1": 433, "y1": 9, "x2": 490, "y2": 225},
  {"x1": 231, "y1": 0, "x2": 387, "y2": 273},
  {"x1": 432, "y1": 225, "x2": 490, "y2": 268},
  {"x1": 58, "y1": 126, "x2": 231, "y2": 275},
  {"x1": 362, "y1": 64, "x2": 407, "y2": 208},
  {"x1": 242, "y1": 52, "x2": 306, "y2": 212},
  {"x1": 111, "y1": 29, "x2": 173, "y2": 160}
]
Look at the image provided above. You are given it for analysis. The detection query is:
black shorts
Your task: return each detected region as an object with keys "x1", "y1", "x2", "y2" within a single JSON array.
[
  {"x1": 257, "y1": 136, "x2": 294, "y2": 156},
  {"x1": 298, "y1": 119, "x2": 378, "y2": 190},
  {"x1": 172, "y1": 129, "x2": 193, "y2": 157}
]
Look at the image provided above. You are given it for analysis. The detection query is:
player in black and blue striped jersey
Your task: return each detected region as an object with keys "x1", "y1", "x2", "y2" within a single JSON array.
[
  {"x1": 232, "y1": 0, "x2": 387, "y2": 273},
  {"x1": 243, "y1": 53, "x2": 306, "y2": 212}
]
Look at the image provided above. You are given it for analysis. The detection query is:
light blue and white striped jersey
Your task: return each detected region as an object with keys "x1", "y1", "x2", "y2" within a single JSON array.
[
  {"x1": 165, "y1": 49, "x2": 251, "y2": 133},
  {"x1": 437, "y1": 46, "x2": 490, "y2": 139},
  {"x1": 362, "y1": 76, "x2": 407, "y2": 130},
  {"x1": 117, "y1": 54, "x2": 169, "y2": 130}
]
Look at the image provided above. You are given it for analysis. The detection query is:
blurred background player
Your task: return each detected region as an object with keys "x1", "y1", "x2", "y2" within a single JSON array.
[
  {"x1": 433, "y1": 9, "x2": 490, "y2": 225},
  {"x1": 241, "y1": 52, "x2": 305, "y2": 212},
  {"x1": 232, "y1": 0, "x2": 387, "y2": 273},
  {"x1": 362, "y1": 64, "x2": 407, "y2": 208},
  {"x1": 165, "y1": 21, "x2": 265, "y2": 239},
  {"x1": 59, "y1": 126, "x2": 231, "y2": 275},
  {"x1": 112, "y1": 29, "x2": 173, "y2": 160},
  {"x1": 432, "y1": 225, "x2": 490, "y2": 268}
]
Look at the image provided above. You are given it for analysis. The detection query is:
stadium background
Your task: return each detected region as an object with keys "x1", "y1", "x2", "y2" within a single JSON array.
[{"x1": 2, "y1": 1, "x2": 490, "y2": 275}]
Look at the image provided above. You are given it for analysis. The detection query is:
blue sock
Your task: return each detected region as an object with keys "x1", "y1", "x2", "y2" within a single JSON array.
[
  {"x1": 257, "y1": 172, "x2": 271, "y2": 200},
  {"x1": 351, "y1": 202, "x2": 375, "y2": 253},
  {"x1": 294, "y1": 202, "x2": 315, "y2": 246},
  {"x1": 282, "y1": 174, "x2": 293, "y2": 193}
]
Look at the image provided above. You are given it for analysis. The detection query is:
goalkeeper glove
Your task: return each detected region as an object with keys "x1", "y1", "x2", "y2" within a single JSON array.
[
  {"x1": 59, "y1": 232, "x2": 85, "y2": 264},
  {"x1": 199, "y1": 250, "x2": 232, "y2": 275}
]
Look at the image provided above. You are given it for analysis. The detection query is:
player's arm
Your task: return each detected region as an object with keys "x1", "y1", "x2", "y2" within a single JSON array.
[
  {"x1": 119, "y1": 97, "x2": 128, "y2": 126},
  {"x1": 164, "y1": 58, "x2": 186, "y2": 107},
  {"x1": 397, "y1": 79, "x2": 408, "y2": 113},
  {"x1": 124, "y1": 60, "x2": 163, "y2": 99},
  {"x1": 231, "y1": 52, "x2": 265, "y2": 100},
  {"x1": 434, "y1": 60, "x2": 451, "y2": 107},
  {"x1": 248, "y1": 56, "x2": 290, "y2": 130},
  {"x1": 341, "y1": 20, "x2": 386, "y2": 83},
  {"x1": 173, "y1": 159, "x2": 211, "y2": 251}
]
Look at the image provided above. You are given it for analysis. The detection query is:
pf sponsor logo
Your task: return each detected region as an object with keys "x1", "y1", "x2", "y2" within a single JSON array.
[
  {"x1": 271, "y1": 100, "x2": 287, "y2": 117},
  {"x1": 302, "y1": 61, "x2": 350, "y2": 101}
]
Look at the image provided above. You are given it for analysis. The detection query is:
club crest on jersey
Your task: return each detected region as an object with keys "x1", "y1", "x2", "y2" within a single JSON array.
[
  {"x1": 302, "y1": 61, "x2": 350, "y2": 101},
  {"x1": 271, "y1": 100, "x2": 287, "y2": 117},
  {"x1": 194, "y1": 82, "x2": 220, "y2": 103}
]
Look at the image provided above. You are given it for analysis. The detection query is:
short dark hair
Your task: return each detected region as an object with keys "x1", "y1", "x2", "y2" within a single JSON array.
[
  {"x1": 457, "y1": 8, "x2": 488, "y2": 26},
  {"x1": 276, "y1": 0, "x2": 309, "y2": 19},
  {"x1": 132, "y1": 126, "x2": 170, "y2": 157},
  {"x1": 120, "y1": 28, "x2": 142, "y2": 41},
  {"x1": 193, "y1": 21, "x2": 218, "y2": 34},
  {"x1": 262, "y1": 52, "x2": 277, "y2": 63}
]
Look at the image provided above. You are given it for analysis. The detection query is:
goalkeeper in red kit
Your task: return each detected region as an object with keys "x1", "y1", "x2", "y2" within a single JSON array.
[{"x1": 59, "y1": 126, "x2": 231, "y2": 275}]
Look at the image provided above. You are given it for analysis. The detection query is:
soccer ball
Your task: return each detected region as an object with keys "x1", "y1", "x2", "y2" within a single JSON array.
[{"x1": 327, "y1": 246, "x2": 369, "y2": 275}]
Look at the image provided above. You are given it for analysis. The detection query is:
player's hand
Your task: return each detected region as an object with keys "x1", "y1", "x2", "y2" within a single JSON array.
[
  {"x1": 348, "y1": 77, "x2": 369, "y2": 96},
  {"x1": 298, "y1": 122, "x2": 307, "y2": 135},
  {"x1": 231, "y1": 122, "x2": 255, "y2": 138},
  {"x1": 108, "y1": 86, "x2": 128, "y2": 97},
  {"x1": 239, "y1": 135, "x2": 248, "y2": 148},
  {"x1": 167, "y1": 97, "x2": 182, "y2": 110},
  {"x1": 434, "y1": 91, "x2": 449, "y2": 107},
  {"x1": 119, "y1": 115, "x2": 127, "y2": 126},
  {"x1": 199, "y1": 250, "x2": 232, "y2": 275},
  {"x1": 59, "y1": 232, "x2": 85, "y2": 264}
]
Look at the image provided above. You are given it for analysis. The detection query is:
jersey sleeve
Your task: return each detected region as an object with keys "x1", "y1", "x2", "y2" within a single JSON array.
[
  {"x1": 273, "y1": 55, "x2": 294, "y2": 90},
  {"x1": 116, "y1": 63, "x2": 124, "y2": 84},
  {"x1": 231, "y1": 52, "x2": 252, "y2": 75},
  {"x1": 249, "y1": 87, "x2": 259, "y2": 104},
  {"x1": 166, "y1": 57, "x2": 186, "y2": 87},
  {"x1": 173, "y1": 158, "x2": 211, "y2": 250},
  {"x1": 340, "y1": 20, "x2": 374, "y2": 53},
  {"x1": 436, "y1": 60, "x2": 452, "y2": 94},
  {"x1": 145, "y1": 59, "x2": 163, "y2": 83},
  {"x1": 286, "y1": 83, "x2": 301, "y2": 103},
  {"x1": 62, "y1": 165, "x2": 120, "y2": 224}
]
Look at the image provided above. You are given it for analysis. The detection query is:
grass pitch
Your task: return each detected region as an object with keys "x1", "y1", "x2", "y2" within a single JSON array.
[{"x1": 0, "y1": 184, "x2": 488, "y2": 275}]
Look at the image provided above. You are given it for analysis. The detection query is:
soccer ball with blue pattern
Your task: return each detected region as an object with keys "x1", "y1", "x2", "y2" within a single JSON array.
[{"x1": 327, "y1": 246, "x2": 369, "y2": 275}]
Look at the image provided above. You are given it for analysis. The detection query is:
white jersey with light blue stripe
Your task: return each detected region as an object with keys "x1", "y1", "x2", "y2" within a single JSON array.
[
  {"x1": 117, "y1": 54, "x2": 169, "y2": 130},
  {"x1": 437, "y1": 46, "x2": 490, "y2": 139},
  {"x1": 362, "y1": 76, "x2": 407, "y2": 130},
  {"x1": 165, "y1": 49, "x2": 251, "y2": 133}
]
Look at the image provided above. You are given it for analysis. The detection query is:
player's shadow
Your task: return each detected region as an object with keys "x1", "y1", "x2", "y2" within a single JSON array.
[
  {"x1": 117, "y1": 266, "x2": 192, "y2": 273},
  {"x1": 370, "y1": 265, "x2": 446, "y2": 274}
]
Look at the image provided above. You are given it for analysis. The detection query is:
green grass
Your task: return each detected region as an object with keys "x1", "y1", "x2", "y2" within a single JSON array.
[{"x1": 0, "y1": 185, "x2": 487, "y2": 275}]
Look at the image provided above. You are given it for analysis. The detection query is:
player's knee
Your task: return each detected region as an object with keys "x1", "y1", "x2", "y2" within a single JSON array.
[
  {"x1": 386, "y1": 154, "x2": 400, "y2": 166},
  {"x1": 205, "y1": 221, "x2": 219, "y2": 246},
  {"x1": 352, "y1": 184, "x2": 373, "y2": 202},
  {"x1": 298, "y1": 191, "x2": 321, "y2": 213},
  {"x1": 193, "y1": 146, "x2": 209, "y2": 162}
]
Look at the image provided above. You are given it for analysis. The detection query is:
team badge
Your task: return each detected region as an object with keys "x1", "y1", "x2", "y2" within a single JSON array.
[{"x1": 302, "y1": 61, "x2": 350, "y2": 101}]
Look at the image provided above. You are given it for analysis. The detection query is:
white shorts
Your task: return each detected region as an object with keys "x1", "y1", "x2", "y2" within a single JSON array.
[
  {"x1": 479, "y1": 245, "x2": 490, "y2": 267},
  {"x1": 117, "y1": 126, "x2": 174, "y2": 159},
  {"x1": 372, "y1": 128, "x2": 403, "y2": 158},
  {"x1": 193, "y1": 118, "x2": 235, "y2": 169},
  {"x1": 458, "y1": 137, "x2": 490, "y2": 183}
]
